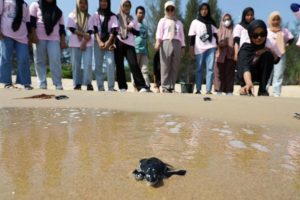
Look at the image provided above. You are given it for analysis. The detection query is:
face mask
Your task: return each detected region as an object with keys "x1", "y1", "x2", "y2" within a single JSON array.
[{"x1": 223, "y1": 20, "x2": 232, "y2": 27}]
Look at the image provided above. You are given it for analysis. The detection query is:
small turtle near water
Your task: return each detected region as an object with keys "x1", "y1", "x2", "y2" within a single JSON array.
[
  {"x1": 132, "y1": 157, "x2": 186, "y2": 187},
  {"x1": 294, "y1": 113, "x2": 300, "y2": 120}
]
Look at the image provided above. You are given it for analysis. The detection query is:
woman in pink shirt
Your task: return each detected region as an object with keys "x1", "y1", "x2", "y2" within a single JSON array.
[
  {"x1": 30, "y1": 0, "x2": 67, "y2": 90},
  {"x1": 233, "y1": 7, "x2": 255, "y2": 61},
  {"x1": 0, "y1": 0, "x2": 33, "y2": 89},
  {"x1": 267, "y1": 11, "x2": 294, "y2": 97},
  {"x1": 67, "y1": 0, "x2": 93, "y2": 91},
  {"x1": 188, "y1": 3, "x2": 216, "y2": 94},
  {"x1": 92, "y1": 0, "x2": 118, "y2": 92},
  {"x1": 114, "y1": 0, "x2": 149, "y2": 92},
  {"x1": 155, "y1": 1, "x2": 185, "y2": 93}
]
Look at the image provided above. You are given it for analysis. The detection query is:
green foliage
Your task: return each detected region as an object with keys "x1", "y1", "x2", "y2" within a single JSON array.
[
  {"x1": 207, "y1": 0, "x2": 222, "y2": 27},
  {"x1": 285, "y1": 21, "x2": 300, "y2": 85}
]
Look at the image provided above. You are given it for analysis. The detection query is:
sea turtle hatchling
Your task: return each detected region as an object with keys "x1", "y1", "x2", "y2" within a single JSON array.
[{"x1": 132, "y1": 157, "x2": 186, "y2": 186}]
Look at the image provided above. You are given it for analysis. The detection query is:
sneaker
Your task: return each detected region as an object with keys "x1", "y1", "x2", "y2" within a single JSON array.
[
  {"x1": 56, "y1": 86, "x2": 64, "y2": 90},
  {"x1": 87, "y1": 84, "x2": 94, "y2": 91},
  {"x1": 226, "y1": 93, "x2": 233, "y2": 96},
  {"x1": 216, "y1": 92, "x2": 222, "y2": 95},
  {"x1": 4, "y1": 84, "x2": 14, "y2": 89},
  {"x1": 162, "y1": 88, "x2": 171, "y2": 93},
  {"x1": 120, "y1": 89, "x2": 127, "y2": 92},
  {"x1": 109, "y1": 89, "x2": 117, "y2": 92},
  {"x1": 74, "y1": 85, "x2": 81, "y2": 90},
  {"x1": 206, "y1": 91, "x2": 213, "y2": 95},
  {"x1": 195, "y1": 91, "x2": 201, "y2": 94},
  {"x1": 139, "y1": 88, "x2": 148, "y2": 93},
  {"x1": 39, "y1": 85, "x2": 47, "y2": 90},
  {"x1": 24, "y1": 85, "x2": 34, "y2": 90},
  {"x1": 273, "y1": 94, "x2": 280, "y2": 97}
]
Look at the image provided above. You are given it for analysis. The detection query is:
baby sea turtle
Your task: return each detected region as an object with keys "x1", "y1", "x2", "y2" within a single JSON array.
[{"x1": 132, "y1": 157, "x2": 186, "y2": 186}]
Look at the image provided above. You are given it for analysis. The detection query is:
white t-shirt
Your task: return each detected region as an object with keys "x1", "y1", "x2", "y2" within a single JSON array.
[{"x1": 188, "y1": 19, "x2": 217, "y2": 54}]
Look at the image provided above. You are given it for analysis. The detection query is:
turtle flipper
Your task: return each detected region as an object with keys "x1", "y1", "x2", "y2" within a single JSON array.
[
  {"x1": 133, "y1": 169, "x2": 145, "y2": 181},
  {"x1": 164, "y1": 170, "x2": 187, "y2": 178}
]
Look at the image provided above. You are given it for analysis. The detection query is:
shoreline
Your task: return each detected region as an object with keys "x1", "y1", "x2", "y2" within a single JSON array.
[{"x1": 1, "y1": 78, "x2": 300, "y2": 131}]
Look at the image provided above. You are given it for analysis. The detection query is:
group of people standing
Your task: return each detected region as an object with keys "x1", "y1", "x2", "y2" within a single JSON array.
[{"x1": 0, "y1": 0, "x2": 300, "y2": 97}]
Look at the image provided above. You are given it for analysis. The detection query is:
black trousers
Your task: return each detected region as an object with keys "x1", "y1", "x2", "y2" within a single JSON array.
[
  {"x1": 153, "y1": 50, "x2": 161, "y2": 87},
  {"x1": 114, "y1": 39, "x2": 147, "y2": 90},
  {"x1": 240, "y1": 51, "x2": 274, "y2": 93}
]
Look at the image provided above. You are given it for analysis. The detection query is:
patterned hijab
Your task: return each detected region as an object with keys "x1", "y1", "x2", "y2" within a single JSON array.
[
  {"x1": 117, "y1": 0, "x2": 133, "y2": 39},
  {"x1": 75, "y1": 0, "x2": 89, "y2": 32}
]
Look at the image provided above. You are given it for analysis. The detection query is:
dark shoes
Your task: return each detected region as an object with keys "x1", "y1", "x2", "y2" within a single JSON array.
[
  {"x1": 74, "y1": 85, "x2": 82, "y2": 90},
  {"x1": 24, "y1": 85, "x2": 33, "y2": 90},
  {"x1": 258, "y1": 91, "x2": 269, "y2": 96},
  {"x1": 87, "y1": 84, "x2": 94, "y2": 91}
]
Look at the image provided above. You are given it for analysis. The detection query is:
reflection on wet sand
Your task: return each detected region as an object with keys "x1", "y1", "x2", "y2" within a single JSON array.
[{"x1": 0, "y1": 108, "x2": 299, "y2": 199}]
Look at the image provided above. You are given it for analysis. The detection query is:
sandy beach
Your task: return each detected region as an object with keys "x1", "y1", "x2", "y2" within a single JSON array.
[
  {"x1": 1, "y1": 77, "x2": 300, "y2": 200},
  {"x1": 1, "y1": 77, "x2": 300, "y2": 130}
]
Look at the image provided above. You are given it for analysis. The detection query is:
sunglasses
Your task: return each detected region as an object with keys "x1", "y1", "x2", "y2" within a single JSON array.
[
  {"x1": 166, "y1": 7, "x2": 175, "y2": 12},
  {"x1": 252, "y1": 32, "x2": 267, "y2": 39},
  {"x1": 123, "y1": 3, "x2": 131, "y2": 8}
]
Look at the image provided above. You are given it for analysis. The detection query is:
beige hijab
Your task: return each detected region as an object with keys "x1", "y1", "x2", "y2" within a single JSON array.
[
  {"x1": 268, "y1": 11, "x2": 285, "y2": 54},
  {"x1": 164, "y1": 1, "x2": 177, "y2": 40},
  {"x1": 75, "y1": 0, "x2": 89, "y2": 32},
  {"x1": 118, "y1": 0, "x2": 133, "y2": 39}
]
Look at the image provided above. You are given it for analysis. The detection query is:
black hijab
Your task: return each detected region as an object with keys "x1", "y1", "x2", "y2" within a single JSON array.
[
  {"x1": 240, "y1": 7, "x2": 254, "y2": 29},
  {"x1": 238, "y1": 20, "x2": 267, "y2": 69},
  {"x1": 39, "y1": 0, "x2": 62, "y2": 35},
  {"x1": 12, "y1": 0, "x2": 24, "y2": 32},
  {"x1": 98, "y1": 0, "x2": 115, "y2": 42},
  {"x1": 197, "y1": 3, "x2": 216, "y2": 42}
]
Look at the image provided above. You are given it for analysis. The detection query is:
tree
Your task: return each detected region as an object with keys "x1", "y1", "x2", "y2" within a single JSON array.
[
  {"x1": 207, "y1": 0, "x2": 222, "y2": 27},
  {"x1": 285, "y1": 21, "x2": 300, "y2": 85}
]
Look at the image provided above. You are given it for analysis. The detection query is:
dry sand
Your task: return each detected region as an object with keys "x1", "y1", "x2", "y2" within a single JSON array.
[{"x1": 1, "y1": 77, "x2": 300, "y2": 131}]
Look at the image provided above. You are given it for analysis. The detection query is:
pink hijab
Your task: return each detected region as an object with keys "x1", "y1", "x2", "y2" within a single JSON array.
[{"x1": 216, "y1": 13, "x2": 235, "y2": 63}]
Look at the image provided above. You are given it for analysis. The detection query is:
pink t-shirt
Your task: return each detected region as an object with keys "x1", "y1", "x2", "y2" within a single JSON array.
[
  {"x1": 233, "y1": 24, "x2": 250, "y2": 47},
  {"x1": 0, "y1": 0, "x2": 30, "y2": 44},
  {"x1": 67, "y1": 12, "x2": 93, "y2": 48},
  {"x1": 188, "y1": 19, "x2": 217, "y2": 54},
  {"x1": 156, "y1": 18, "x2": 185, "y2": 48},
  {"x1": 29, "y1": 2, "x2": 64, "y2": 41},
  {"x1": 117, "y1": 19, "x2": 138, "y2": 47},
  {"x1": 267, "y1": 28, "x2": 294, "y2": 50},
  {"x1": 91, "y1": 12, "x2": 119, "y2": 42}
]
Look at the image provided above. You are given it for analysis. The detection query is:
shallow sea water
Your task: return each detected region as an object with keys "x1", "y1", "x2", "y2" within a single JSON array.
[{"x1": 0, "y1": 108, "x2": 299, "y2": 200}]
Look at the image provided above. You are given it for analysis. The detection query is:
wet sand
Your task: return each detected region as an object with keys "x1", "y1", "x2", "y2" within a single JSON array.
[{"x1": 0, "y1": 78, "x2": 300, "y2": 199}]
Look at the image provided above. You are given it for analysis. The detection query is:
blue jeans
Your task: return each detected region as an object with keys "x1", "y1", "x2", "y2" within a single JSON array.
[
  {"x1": 195, "y1": 48, "x2": 216, "y2": 92},
  {"x1": 271, "y1": 55, "x2": 286, "y2": 96},
  {"x1": 70, "y1": 47, "x2": 93, "y2": 86},
  {"x1": 94, "y1": 41, "x2": 115, "y2": 90},
  {"x1": 0, "y1": 37, "x2": 31, "y2": 85},
  {"x1": 33, "y1": 40, "x2": 62, "y2": 88}
]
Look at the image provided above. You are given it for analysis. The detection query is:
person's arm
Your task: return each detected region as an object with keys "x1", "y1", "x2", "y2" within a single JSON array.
[
  {"x1": 189, "y1": 36, "x2": 195, "y2": 58},
  {"x1": 242, "y1": 71, "x2": 254, "y2": 95},
  {"x1": 155, "y1": 19, "x2": 163, "y2": 50}
]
